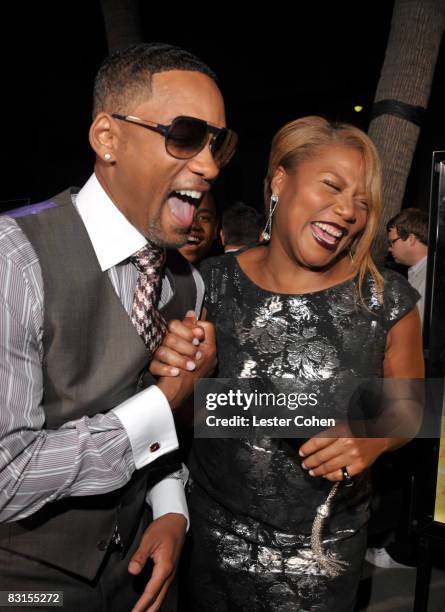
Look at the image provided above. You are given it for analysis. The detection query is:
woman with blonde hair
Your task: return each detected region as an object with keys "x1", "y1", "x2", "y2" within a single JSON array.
[{"x1": 152, "y1": 116, "x2": 424, "y2": 610}]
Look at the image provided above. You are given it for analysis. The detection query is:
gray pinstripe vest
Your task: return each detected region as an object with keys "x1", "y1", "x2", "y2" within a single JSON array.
[{"x1": 0, "y1": 189, "x2": 196, "y2": 579}]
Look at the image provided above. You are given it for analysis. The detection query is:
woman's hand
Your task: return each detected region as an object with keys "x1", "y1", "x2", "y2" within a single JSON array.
[
  {"x1": 298, "y1": 425, "x2": 391, "y2": 481},
  {"x1": 150, "y1": 311, "x2": 206, "y2": 377}
]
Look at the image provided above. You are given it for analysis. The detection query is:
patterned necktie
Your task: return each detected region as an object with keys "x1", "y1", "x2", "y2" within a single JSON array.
[{"x1": 130, "y1": 242, "x2": 167, "y2": 356}]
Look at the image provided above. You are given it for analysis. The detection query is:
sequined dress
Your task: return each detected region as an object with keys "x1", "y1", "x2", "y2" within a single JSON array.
[{"x1": 187, "y1": 253, "x2": 418, "y2": 612}]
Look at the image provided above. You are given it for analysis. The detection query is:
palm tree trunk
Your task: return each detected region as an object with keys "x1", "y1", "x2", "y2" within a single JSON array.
[
  {"x1": 368, "y1": 0, "x2": 445, "y2": 263},
  {"x1": 100, "y1": 0, "x2": 142, "y2": 52}
]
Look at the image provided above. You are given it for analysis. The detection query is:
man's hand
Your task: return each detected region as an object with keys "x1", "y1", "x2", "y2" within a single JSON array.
[
  {"x1": 155, "y1": 313, "x2": 217, "y2": 410},
  {"x1": 128, "y1": 513, "x2": 187, "y2": 612}
]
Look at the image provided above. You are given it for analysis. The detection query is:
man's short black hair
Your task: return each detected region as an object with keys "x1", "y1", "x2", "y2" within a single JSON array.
[
  {"x1": 222, "y1": 202, "x2": 263, "y2": 246},
  {"x1": 93, "y1": 42, "x2": 217, "y2": 116},
  {"x1": 387, "y1": 207, "x2": 429, "y2": 245}
]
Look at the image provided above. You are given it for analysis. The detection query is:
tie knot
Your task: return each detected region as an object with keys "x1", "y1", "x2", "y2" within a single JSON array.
[{"x1": 130, "y1": 243, "x2": 166, "y2": 276}]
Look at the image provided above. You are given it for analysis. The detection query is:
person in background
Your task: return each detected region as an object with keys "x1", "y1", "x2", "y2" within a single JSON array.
[
  {"x1": 366, "y1": 207, "x2": 429, "y2": 570},
  {"x1": 220, "y1": 200, "x2": 263, "y2": 253},
  {"x1": 178, "y1": 192, "x2": 219, "y2": 266},
  {"x1": 387, "y1": 207, "x2": 429, "y2": 324}
]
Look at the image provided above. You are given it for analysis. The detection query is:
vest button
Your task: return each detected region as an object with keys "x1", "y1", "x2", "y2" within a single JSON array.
[
  {"x1": 149, "y1": 442, "x2": 160, "y2": 453},
  {"x1": 97, "y1": 539, "x2": 108, "y2": 551}
]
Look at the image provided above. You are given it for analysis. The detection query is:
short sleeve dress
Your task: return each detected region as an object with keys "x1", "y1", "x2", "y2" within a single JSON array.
[{"x1": 187, "y1": 253, "x2": 419, "y2": 612}]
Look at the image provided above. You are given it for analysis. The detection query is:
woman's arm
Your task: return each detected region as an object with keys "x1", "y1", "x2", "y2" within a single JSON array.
[
  {"x1": 384, "y1": 306, "x2": 424, "y2": 378},
  {"x1": 298, "y1": 307, "x2": 424, "y2": 481}
]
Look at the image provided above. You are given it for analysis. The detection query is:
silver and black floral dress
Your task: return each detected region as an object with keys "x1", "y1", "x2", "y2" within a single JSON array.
[{"x1": 187, "y1": 253, "x2": 419, "y2": 612}]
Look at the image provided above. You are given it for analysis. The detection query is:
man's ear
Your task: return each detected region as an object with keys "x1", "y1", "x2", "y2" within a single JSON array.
[
  {"x1": 407, "y1": 233, "x2": 417, "y2": 247},
  {"x1": 270, "y1": 166, "x2": 287, "y2": 196},
  {"x1": 89, "y1": 113, "x2": 117, "y2": 162},
  {"x1": 220, "y1": 229, "x2": 225, "y2": 246}
]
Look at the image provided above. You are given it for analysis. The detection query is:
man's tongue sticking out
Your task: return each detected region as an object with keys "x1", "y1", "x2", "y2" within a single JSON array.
[{"x1": 167, "y1": 194, "x2": 196, "y2": 228}]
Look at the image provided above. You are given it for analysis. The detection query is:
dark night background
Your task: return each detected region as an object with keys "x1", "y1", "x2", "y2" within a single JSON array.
[{"x1": 1, "y1": 1, "x2": 444, "y2": 214}]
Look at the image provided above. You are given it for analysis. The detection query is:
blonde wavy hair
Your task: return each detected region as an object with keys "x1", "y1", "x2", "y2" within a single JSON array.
[{"x1": 264, "y1": 115, "x2": 383, "y2": 300}]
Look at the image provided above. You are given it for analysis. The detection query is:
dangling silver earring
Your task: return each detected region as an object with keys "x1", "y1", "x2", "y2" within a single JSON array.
[{"x1": 262, "y1": 194, "x2": 279, "y2": 241}]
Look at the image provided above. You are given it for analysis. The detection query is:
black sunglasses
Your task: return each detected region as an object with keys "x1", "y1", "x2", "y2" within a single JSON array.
[{"x1": 111, "y1": 113, "x2": 237, "y2": 168}]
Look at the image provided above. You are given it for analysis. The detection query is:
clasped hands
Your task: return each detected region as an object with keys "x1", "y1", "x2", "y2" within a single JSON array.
[{"x1": 155, "y1": 310, "x2": 217, "y2": 410}]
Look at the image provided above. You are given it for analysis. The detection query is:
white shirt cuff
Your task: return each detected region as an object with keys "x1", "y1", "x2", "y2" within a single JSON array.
[
  {"x1": 146, "y1": 469, "x2": 189, "y2": 530},
  {"x1": 112, "y1": 385, "x2": 178, "y2": 469}
]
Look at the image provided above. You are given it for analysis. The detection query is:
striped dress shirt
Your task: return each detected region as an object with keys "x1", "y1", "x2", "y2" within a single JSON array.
[{"x1": 0, "y1": 175, "x2": 203, "y2": 523}]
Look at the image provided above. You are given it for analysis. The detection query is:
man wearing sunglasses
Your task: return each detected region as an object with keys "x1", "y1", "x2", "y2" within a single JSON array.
[{"x1": 0, "y1": 43, "x2": 236, "y2": 611}]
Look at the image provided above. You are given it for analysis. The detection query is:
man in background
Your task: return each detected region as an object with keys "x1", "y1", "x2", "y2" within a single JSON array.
[
  {"x1": 367, "y1": 207, "x2": 429, "y2": 570},
  {"x1": 178, "y1": 192, "x2": 219, "y2": 266},
  {"x1": 387, "y1": 207, "x2": 429, "y2": 323},
  {"x1": 220, "y1": 201, "x2": 263, "y2": 254}
]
